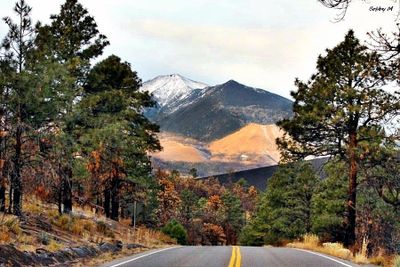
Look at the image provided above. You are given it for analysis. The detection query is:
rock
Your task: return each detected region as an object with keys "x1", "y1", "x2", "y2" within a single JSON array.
[
  {"x1": 35, "y1": 248, "x2": 49, "y2": 254},
  {"x1": 35, "y1": 253, "x2": 56, "y2": 266},
  {"x1": 126, "y1": 244, "x2": 146, "y2": 249},
  {"x1": 99, "y1": 242, "x2": 118, "y2": 252},
  {"x1": 70, "y1": 247, "x2": 88, "y2": 257},
  {"x1": 53, "y1": 250, "x2": 74, "y2": 263},
  {"x1": 115, "y1": 240, "x2": 123, "y2": 249},
  {"x1": 0, "y1": 245, "x2": 37, "y2": 266},
  {"x1": 84, "y1": 246, "x2": 99, "y2": 257},
  {"x1": 0, "y1": 241, "x2": 139, "y2": 266}
]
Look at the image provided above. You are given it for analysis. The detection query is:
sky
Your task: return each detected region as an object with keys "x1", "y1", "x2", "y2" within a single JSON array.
[{"x1": 0, "y1": 0, "x2": 398, "y2": 99}]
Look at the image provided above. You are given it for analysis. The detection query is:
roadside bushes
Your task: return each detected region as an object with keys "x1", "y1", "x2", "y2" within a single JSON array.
[{"x1": 161, "y1": 219, "x2": 188, "y2": 245}]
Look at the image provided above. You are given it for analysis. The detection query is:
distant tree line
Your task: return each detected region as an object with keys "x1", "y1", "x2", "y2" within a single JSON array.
[{"x1": 147, "y1": 170, "x2": 258, "y2": 245}]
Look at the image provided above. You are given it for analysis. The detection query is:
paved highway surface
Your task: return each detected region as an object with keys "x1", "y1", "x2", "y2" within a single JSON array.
[{"x1": 101, "y1": 246, "x2": 365, "y2": 267}]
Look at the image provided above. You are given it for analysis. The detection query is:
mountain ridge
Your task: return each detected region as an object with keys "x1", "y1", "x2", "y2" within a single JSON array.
[{"x1": 155, "y1": 78, "x2": 293, "y2": 141}]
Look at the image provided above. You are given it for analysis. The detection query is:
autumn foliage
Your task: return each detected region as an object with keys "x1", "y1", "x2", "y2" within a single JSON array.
[{"x1": 152, "y1": 170, "x2": 258, "y2": 245}]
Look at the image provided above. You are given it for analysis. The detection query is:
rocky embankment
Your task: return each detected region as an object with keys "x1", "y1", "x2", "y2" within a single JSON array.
[{"x1": 0, "y1": 241, "x2": 145, "y2": 266}]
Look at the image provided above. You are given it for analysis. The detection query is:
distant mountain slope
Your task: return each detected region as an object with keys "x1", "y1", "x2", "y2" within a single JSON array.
[
  {"x1": 158, "y1": 80, "x2": 293, "y2": 141},
  {"x1": 151, "y1": 132, "x2": 208, "y2": 163},
  {"x1": 209, "y1": 123, "x2": 283, "y2": 165},
  {"x1": 150, "y1": 123, "x2": 284, "y2": 176}
]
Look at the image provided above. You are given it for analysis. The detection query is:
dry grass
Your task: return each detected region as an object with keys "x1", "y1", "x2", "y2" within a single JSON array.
[
  {"x1": 0, "y1": 225, "x2": 11, "y2": 242},
  {"x1": 134, "y1": 226, "x2": 176, "y2": 246},
  {"x1": 354, "y1": 236, "x2": 368, "y2": 264},
  {"x1": 1, "y1": 195, "x2": 172, "y2": 265},
  {"x1": 46, "y1": 239, "x2": 65, "y2": 252},
  {"x1": 0, "y1": 214, "x2": 22, "y2": 243},
  {"x1": 23, "y1": 200, "x2": 42, "y2": 214},
  {"x1": 287, "y1": 234, "x2": 353, "y2": 261},
  {"x1": 394, "y1": 255, "x2": 400, "y2": 267},
  {"x1": 287, "y1": 234, "x2": 397, "y2": 266},
  {"x1": 19, "y1": 244, "x2": 37, "y2": 252},
  {"x1": 369, "y1": 255, "x2": 391, "y2": 267}
]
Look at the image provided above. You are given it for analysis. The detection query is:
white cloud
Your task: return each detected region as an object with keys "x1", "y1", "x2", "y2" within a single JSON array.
[{"x1": 0, "y1": 0, "x2": 398, "y2": 98}]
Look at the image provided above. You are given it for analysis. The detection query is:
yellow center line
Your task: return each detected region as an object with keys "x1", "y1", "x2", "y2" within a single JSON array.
[
  {"x1": 228, "y1": 246, "x2": 236, "y2": 267},
  {"x1": 235, "y1": 246, "x2": 241, "y2": 267},
  {"x1": 228, "y1": 246, "x2": 241, "y2": 267}
]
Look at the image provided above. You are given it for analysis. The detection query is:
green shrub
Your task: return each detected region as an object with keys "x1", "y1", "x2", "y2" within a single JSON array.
[
  {"x1": 239, "y1": 223, "x2": 264, "y2": 246},
  {"x1": 161, "y1": 219, "x2": 188, "y2": 245},
  {"x1": 37, "y1": 231, "x2": 50, "y2": 245}
]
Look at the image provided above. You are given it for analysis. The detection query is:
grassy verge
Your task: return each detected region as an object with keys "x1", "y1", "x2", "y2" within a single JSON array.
[
  {"x1": 0, "y1": 196, "x2": 175, "y2": 262},
  {"x1": 287, "y1": 234, "x2": 396, "y2": 267}
]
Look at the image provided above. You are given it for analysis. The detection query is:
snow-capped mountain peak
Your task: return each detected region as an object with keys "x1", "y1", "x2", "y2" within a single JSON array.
[{"x1": 141, "y1": 74, "x2": 208, "y2": 108}]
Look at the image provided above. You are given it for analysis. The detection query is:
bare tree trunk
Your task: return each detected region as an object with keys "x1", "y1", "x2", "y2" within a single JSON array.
[
  {"x1": 0, "y1": 184, "x2": 5, "y2": 212},
  {"x1": 8, "y1": 185, "x2": 12, "y2": 213},
  {"x1": 104, "y1": 188, "x2": 110, "y2": 218},
  {"x1": 62, "y1": 168, "x2": 72, "y2": 214},
  {"x1": 58, "y1": 186, "x2": 62, "y2": 215},
  {"x1": 0, "y1": 135, "x2": 6, "y2": 212},
  {"x1": 111, "y1": 178, "x2": 119, "y2": 221},
  {"x1": 0, "y1": 163, "x2": 6, "y2": 212},
  {"x1": 12, "y1": 127, "x2": 22, "y2": 216},
  {"x1": 96, "y1": 197, "x2": 102, "y2": 214},
  {"x1": 345, "y1": 132, "x2": 358, "y2": 248}
]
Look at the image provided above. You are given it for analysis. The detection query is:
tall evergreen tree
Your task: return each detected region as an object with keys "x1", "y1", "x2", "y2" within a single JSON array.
[
  {"x1": 33, "y1": 0, "x2": 109, "y2": 214},
  {"x1": 0, "y1": 0, "x2": 74, "y2": 215},
  {"x1": 0, "y1": 58, "x2": 12, "y2": 212},
  {"x1": 36, "y1": 0, "x2": 109, "y2": 82},
  {"x1": 312, "y1": 159, "x2": 347, "y2": 242},
  {"x1": 0, "y1": 0, "x2": 36, "y2": 216},
  {"x1": 277, "y1": 30, "x2": 400, "y2": 246},
  {"x1": 221, "y1": 192, "x2": 244, "y2": 245},
  {"x1": 79, "y1": 55, "x2": 160, "y2": 221},
  {"x1": 240, "y1": 162, "x2": 318, "y2": 245}
]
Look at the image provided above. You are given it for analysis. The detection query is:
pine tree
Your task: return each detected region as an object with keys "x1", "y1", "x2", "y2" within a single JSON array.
[
  {"x1": 221, "y1": 192, "x2": 244, "y2": 245},
  {"x1": 277, "y1": 30, "x2": 400, "y2": 246},
  {"x1": 33, "y1": 0, "x2": 109, "y2": 214},
  {"x1": 240, "y1": 162, "x2": 318, "y2": 245},
  {"x1": 0, "y1": 0, "x2": 75, "y2": 215},
  {"x1": 0, "y1": 0, "x2": 36, "y2": 216},
  {"x1": 79, "y1": 55, "x2": 160, "y2": 221},
  {"x1": 362, "y1": 141, "x2": 400, "y2": 208},
  {"x1": 36, "y1": 0, "x2": 109, "y2": 82},
  {"x1": 311, "y1": 159, "x2": 347, "y2": 242}
]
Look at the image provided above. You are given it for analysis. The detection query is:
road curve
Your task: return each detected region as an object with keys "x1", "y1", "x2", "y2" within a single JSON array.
[{"x1": 100, "y1": 246, "x2": 364, "y2": 267}]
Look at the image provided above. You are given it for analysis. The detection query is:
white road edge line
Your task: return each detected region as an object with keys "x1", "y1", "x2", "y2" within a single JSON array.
[
  {"x1": 109, "y1": 247, "x2": 178, "y2": 267},
  {"x1": 294, "y1": 248, "x2": 354, "y2": 267}
]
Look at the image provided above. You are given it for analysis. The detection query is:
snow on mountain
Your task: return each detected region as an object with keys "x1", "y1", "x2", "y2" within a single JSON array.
[{"x1": 141, "y1": 74, "x2": 208, "y2": 109}]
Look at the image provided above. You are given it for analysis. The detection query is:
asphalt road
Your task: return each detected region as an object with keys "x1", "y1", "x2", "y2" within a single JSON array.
[{"x1": 101, "y1": 246, "x2": 365, "y2": 267}]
